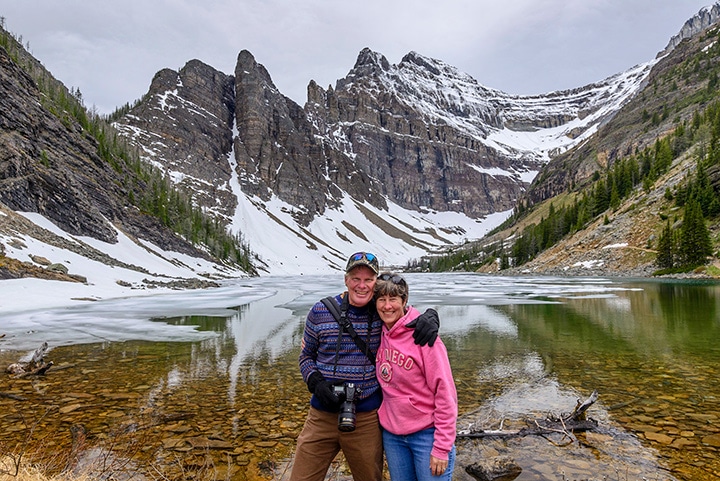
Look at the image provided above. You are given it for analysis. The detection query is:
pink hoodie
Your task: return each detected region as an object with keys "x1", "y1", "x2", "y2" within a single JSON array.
[{"x1": 376, "y1": 306, "x2": 458, "y2": 460}]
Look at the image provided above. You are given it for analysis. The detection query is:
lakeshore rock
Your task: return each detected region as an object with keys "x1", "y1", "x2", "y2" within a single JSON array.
[
  {"x1": 702, "y1": 434, "x2": 720, "y2": 447},
  {"x1": 465, "y1": 456, "x2": 522, "y2": 481}
]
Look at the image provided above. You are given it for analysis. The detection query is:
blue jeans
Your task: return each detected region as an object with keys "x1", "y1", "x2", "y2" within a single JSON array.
[{"x1": 382, "y1": 427, "x2": 456, "y2": 481}]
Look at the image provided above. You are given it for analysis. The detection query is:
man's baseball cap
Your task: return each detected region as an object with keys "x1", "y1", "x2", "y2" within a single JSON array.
[{"x1": 345, "y1": 252, "x2": 379, "y2": 274}]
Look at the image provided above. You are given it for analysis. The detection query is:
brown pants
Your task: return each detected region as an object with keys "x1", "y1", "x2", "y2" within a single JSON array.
[{"x1": 289, "y1": 407, "x2": 383, "y2": 481}]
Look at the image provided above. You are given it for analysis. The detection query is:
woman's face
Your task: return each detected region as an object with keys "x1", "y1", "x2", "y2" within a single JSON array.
[{"x1": 375, "y1": 294, "x2": 405, "y2": 327}]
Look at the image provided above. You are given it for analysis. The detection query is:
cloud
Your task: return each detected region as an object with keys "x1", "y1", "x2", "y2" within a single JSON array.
[{"x1": 0, "y1": 0, "x2": 712, "y2": 113}]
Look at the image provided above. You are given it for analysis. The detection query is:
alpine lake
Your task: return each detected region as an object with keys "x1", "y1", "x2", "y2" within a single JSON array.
[{"x1": 1, "y1": 273, "x2": 719, "y2": 481}]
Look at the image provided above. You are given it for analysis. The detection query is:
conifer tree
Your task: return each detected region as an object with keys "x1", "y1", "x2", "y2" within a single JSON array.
[
  {"x1": 679, "y1": 198, "x2": 713, "y2": 267},
  {"x1": 694, "y1": 162, "x2": 718, "y2": 217},
  {"x1": 500, "y1": 252, "x2": 510, "y2": 270},
  {"x1": 656, "y1": 220, "x2": 675, "y2": 269},
  {"x1": 593, "y1": 178, "x2": 609, "y2": 215},
  {"x1": 653, "y1": 138, "x2": 674, "y2": 176}
]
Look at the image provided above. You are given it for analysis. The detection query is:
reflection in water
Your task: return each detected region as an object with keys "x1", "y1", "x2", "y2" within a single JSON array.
[
  {"x1": 438, "y1": 304, "x2": 519, "y2": 337},
  {"x1": 657, "y1": 281, "x2": 720, "y2": 342},
  {"x1": 153, "y1": 290, "x2": 303, "y2": 406},
  {"x1": 491, "y1": 279, "x2": 720, "y2": 480},
  {"x1": 1, "y1": 275, "x2": 720, "y2": 480},
  {"x1": 473, "y1": 352, "x2": 545, "y2": 388}
]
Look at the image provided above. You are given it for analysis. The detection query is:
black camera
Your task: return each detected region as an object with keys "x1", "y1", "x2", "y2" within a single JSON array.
[{"x1": 333, "y1": 382, "x2": 361, "y2": 432}]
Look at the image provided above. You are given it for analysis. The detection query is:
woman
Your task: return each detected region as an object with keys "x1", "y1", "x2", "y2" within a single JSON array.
[{"x1": 374, "y1": 272, "x2": 457, "y2": 480}]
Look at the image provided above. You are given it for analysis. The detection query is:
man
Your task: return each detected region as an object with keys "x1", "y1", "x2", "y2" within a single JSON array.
[{"x1": 290, "y1": 251, "x2": 439, "y2": 481}]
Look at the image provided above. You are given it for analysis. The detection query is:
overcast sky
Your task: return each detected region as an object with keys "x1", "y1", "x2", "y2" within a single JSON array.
[{"x1": 0, "y1": 1, "x2": 714, "y2": 114}]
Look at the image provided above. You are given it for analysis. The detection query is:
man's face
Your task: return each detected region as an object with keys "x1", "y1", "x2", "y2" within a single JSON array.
[{"x1": 345, "y1": 266, "x2": 377, "y2": 307}]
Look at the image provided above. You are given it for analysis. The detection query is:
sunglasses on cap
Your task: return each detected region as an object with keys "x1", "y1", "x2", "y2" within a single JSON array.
[
  {"x1": 350, "y1": 252, "x2": 376, "y2": 263},
  {"x1": 345, "y1": 252, "x2": 379, "y2": 273}
]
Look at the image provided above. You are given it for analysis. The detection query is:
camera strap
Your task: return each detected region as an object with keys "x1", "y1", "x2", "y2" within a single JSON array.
[{"x1": 322, "y1": 295, "x2": 376, "y2": 366}]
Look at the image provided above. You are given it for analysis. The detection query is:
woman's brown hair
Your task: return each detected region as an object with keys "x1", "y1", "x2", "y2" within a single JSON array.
[{"x1": 373, "y1": 272, "x2": 409, "y2": 303}]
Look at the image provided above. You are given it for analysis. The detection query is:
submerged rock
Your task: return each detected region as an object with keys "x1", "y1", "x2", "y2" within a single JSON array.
[{"x1": 465, "y1": 455, "x2": 522, "y2": 481}]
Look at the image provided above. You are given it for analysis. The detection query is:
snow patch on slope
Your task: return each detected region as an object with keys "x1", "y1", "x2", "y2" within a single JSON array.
[{"x1": 228, "y1": 188, "x2": 510, "y2": 275}]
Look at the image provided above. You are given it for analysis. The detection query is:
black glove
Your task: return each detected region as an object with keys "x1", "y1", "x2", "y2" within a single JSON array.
[
  {"x1": 407, "y1": 308, "x2": 439, "y2": 346},
  {"x1": 306, "y1": 371, "x2": 342, "y2": 411}
]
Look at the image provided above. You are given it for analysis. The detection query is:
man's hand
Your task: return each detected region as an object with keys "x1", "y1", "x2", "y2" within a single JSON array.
[
  {"x1": 306, "y1": 372, "x2": 342, "y2": 410},
  {"x1": 406, "y1": 308, "x2": 439, "y2": 346}
]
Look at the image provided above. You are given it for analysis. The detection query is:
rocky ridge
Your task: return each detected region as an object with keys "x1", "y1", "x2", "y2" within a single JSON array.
[
  {"x1": 479, "y1": 139, "x2": 720, "y2": 278},
  {"x1": 485, "y1": 8, "x2": 720, "y2": 279},
  {"x1": 663, "y1": 3, "x2": 720, "y2": 53},
  {"x1": 111, "y1": 41, "x2": 655, "y2": 273},
  {"x1": 119, "y1": 60, "x2": 237, "y2": 219},
  {"x1": 0, "y1": 28, "x2": 247, "y2": 285},
  {"x1": 526, "y1": 8, "x2": 720, "y2": 206},
  {"x1": 3, "y1": 5, "x2": 719, "y2": 278},
  {"x1": 116, "y1": 48, "x2": 654, "y2": 223},
  {"x1": 0, "y1": 40, "x2": 211, "y2": 259}
]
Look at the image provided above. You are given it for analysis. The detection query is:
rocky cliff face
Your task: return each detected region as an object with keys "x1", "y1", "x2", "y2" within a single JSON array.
[
  {"x1": 0, "y1": 35, "x2": 216, "y2": 261},
  {"x1": 115, "y1": 45, "x2": 648, "y2": 234},
  {"x1": 233, "y1": 50, "x2": 386, "y2": 224},
  {"x1": 116, "y1": 51, "x2": 388, "y2": 227},
  {"x1": 663, "y1": 3, "x2": 720, "y2": 54},
  {"x1": 0, "y1": 46, "x2": 118, "y2": 243},
  {"x1": 305, "y1": 49, "x2": 525, "y2": 218},
  {"x1": 115, "y1": 60, "x2": 237, "y2": 220}
]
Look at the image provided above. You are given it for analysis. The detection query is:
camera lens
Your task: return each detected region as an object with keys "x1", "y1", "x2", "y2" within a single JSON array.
[
  {"x1": 337, "y1": 383, "x2": 358, "y2": 432},
  {"x1": 338, "y1": 401, "x2": 356, "y2": 432}
]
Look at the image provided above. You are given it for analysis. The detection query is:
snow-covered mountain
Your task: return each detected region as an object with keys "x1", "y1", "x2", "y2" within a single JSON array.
[
  {"x1": 2, "y1": 3, "x2": 718, "y2": 299},
  {"x1": 113, "y1": 46, "x2": 657, "y2": 275}
]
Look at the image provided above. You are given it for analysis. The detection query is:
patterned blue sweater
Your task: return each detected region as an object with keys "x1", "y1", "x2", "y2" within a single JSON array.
[{"x1": 299, "y1": 293, "x2": 382, "y2": 412}]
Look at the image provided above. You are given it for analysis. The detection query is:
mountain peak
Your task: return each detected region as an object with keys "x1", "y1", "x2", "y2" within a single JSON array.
[
  {"x1": 663, "y1": 2, "x2": 720, "y2": 54},
  {"x1": 352, "y1": 47, "x2": 391, "y2": 72},
  {"x1": 400, "y1": 51, "x2": 442, "y2": 76},
  {"x1": 236, "y1": 49, "x2": 275, "y2": 87}
]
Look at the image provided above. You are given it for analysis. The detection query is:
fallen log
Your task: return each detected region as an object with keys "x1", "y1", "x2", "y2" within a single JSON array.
[
  {"x1": 458, "y1": 390, "x2": 599, "y2": 440},
  {"x1": 565, "y1": 389, "x2": 598, "y2": 422},
  {"x1": 4, "y1": 342, "x2": 53, "y2": 378},
  {"x1": 12, "y1": 361, "x2": 54, "y2": 378},
  {"x1": 457, "y1": 419, "x2": 599, "y2": 439}
]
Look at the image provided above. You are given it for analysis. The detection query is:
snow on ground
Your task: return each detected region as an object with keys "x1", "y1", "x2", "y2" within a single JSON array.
[
  {"x1": 230, "y1": 189, "x2": 512, "y2": 276},
  {"x1": 1, "y1": 193, "x2": 512, "y2": 315},
  {"x1": 0, "y1": 212, "x2": 246, "y2": 315},
  {"x1": 603, "y1": 243, "x2": 629, "y2": 249},
  {"x1": 568, "y1": 259, "x2": 605, "y2": 270}
]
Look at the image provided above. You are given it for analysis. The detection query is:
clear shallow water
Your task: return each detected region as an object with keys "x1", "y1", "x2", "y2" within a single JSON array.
[{"x1": 1, "y1": 274, "x2": 719, "y2": 480}]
